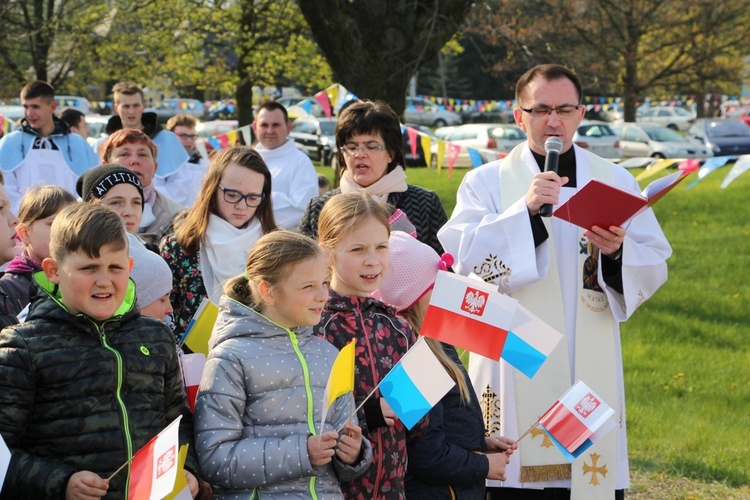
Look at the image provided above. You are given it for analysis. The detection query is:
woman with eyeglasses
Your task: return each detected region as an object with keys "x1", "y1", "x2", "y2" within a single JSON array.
[
  {"x1": 298, "y1": 100, "x2": 448, "y2": 254},
  {"x1": 160, "y1": 146, "x2": 277, "y2": 336}
]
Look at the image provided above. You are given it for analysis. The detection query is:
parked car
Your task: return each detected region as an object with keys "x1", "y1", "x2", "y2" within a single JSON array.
[
  {"x1": 0, "y1": 105, "x2": 24, "y2": 124},
  {"x1": 289, "y1": 115, "x2": 337, "y2": 165},
  {"x1": 433, "y1": 126, "x2": 456, "y2": 140},
  {"x1": 431, "y1": 123, "x2": 525, "y2": 168},
  {"x1": 614, "y1": 123, "x2": 712, "y2": 159},
  {"x1": 84, "y1": 114, "x2": 111, "y2": 146},
  {"x1": 404, "y1": 96, "x2": 462, "y2": 127},
  {"x1": 55, "y1": 95, "x2": 94, "y2": 115},
  {"x1": 146, "y1": 98, "x2": 206, "y2": 124},
  {"x1": 724, "y1": 106, "x2": 750, "y2": 127},
  {"x1": 573, "y1": 121, "x2": 621, "y2": 159},
  {"x1": 685, "y1": 118, "x2": 750, "y2": 157},
  {"x1": 637, "y1": 106, "x2": 694, "y2": 131}
]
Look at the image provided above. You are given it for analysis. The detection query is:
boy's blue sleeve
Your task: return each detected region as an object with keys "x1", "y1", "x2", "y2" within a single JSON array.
[{"x1": 0, "y1": 328, "x2": 78, "y2": 498}]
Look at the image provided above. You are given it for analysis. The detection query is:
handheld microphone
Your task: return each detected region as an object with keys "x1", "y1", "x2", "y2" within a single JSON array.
[{"x1": 539, "y1": 136, "x2": 563, "y2": 217}]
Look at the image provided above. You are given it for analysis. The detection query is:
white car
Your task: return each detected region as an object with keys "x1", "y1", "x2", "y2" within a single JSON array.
[
  {"x1": 573, "y1": 121, "x2": 621, "y2": 159},
  {"x1": 614, "y1": 123, "x2": 712, "y2": 159},
  {"x1": 637, "y1": 106, "x2": 694, "y2": 131},
  {"x1": 404, "y1": 97, "x2": 462, "y2": 127},
  {"x1": 430, "y1": 123, "x2": 526, "y2": 168}
]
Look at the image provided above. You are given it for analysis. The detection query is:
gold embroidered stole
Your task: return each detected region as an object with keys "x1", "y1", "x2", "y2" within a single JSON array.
[{"x1": 499, "y1": 145, "x2": 618, "y2": 497}]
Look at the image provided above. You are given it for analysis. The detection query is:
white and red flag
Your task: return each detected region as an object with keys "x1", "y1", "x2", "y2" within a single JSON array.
[
  {"x1": 420, "y1": 271, "x2": 518, "y2": 360},
  {"x1": 179, "y1": 352, "x2": 206, "y2": 413},
  {"x1": 538, "y1": 380, "x2": 615, "y2": 455},
  {"x1": 128, "y1": 416, "x2": 182, "y2": 500}
]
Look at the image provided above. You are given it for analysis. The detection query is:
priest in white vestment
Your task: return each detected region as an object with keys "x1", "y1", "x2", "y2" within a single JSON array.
[{"x1": 438, "y1": 64, "x2": 672, "y2": 500}]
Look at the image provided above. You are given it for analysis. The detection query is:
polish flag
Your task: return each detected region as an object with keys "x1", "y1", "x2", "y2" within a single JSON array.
[
  {"x1": 128, "y1": 416, "x2": 182, "y2": 500},
  {"x1": 420, "y1": 271, "x2": 518, "y2": 360},
  {"x1": 179, "y1": 353, "x2": 206, "y2": 413},
  {"x1": 538, "y1": 381, "x2": 615, "y2": 454}
]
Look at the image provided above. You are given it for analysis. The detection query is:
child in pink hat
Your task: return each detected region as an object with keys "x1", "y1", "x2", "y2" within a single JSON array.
[{"x1": 378, "y1": 231, "x2": 517, "y2": 500}]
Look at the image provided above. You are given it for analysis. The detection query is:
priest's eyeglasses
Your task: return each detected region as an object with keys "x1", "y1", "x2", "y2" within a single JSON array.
[
  {"x1": 519, "y1": 105, "x2": 582, "y2": 118},
  {"x1": 218, "y1": 185, "x2": 265, "y2": 207}
]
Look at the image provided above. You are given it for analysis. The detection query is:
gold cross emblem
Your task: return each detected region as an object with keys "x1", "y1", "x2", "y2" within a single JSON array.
[
  {"x1": 530, "y1": 426, "x2": 554, "y2": 448},
  {"x1": 582, "y1": 452, "x2": 608, "y2": 485}
]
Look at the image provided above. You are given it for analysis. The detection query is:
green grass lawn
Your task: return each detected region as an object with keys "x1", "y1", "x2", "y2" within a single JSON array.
[{"x1": 316, "y1": 163, "x2": 750, "y2": 490}]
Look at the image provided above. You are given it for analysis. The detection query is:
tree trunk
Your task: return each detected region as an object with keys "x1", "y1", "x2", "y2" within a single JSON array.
[
  {"x1": 297, "y1": 0, "x2": 473, "y2": 118},
  {"x1": 236, "y1": 0, "x2": 255, "y2": 128}
]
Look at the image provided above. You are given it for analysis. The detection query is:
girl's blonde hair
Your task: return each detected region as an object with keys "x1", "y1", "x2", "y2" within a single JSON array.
[
  {"x1": 399, "y1": 306, "x2": 472, "y2": 404},
  {"x1": 174, "y1": 146, "x2": 277, "y2": 255},
  {"x1": 18, "y1": 185, "x2": 76, "y2": 226},
  {"x1": 317, "y1": 191, "x2": 390, "y2": 251},
  {"x1": 224, "y1": 230, "x2": 322, "y2": 310}
]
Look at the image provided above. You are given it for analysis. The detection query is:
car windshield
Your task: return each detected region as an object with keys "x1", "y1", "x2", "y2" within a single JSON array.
[
  {"x1": 643, "y1": 127, "x2": 685, "y2": 142},
  {"x1": 706, "y1": 120, "x2": 750, "y2": 137},
  {"x1": 319, "y1": 121, "x2": 336, "y2": 135},
  {"x1": 673, "y1": 107, "x2": 692, "y2": 116}
]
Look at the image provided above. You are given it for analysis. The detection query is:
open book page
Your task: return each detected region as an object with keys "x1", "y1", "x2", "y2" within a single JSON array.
[{"x1": 642, "y1": 170, "x2": 684, "y2": 198}]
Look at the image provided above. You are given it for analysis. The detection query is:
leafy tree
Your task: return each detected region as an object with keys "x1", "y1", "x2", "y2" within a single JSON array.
[{"x1": 296, "y1": 0, "x2": 474, "y2": 116}]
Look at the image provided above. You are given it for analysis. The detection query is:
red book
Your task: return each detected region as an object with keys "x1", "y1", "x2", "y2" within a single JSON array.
[{"x1": 553, "y1": 170, "x2": 687, "y2": 230}]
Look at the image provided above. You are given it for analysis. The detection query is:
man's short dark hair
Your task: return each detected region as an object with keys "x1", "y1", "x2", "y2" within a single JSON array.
[
  {"x1": 59, "y1": 108, "x2": 85, "y2": 129},
  {"x1": 20, "y1": 81, "x2": 55, "y2": 102},
  {"x1": 256, "y1": 101, "x2": 289, "y2": 123},
  {"x1": 515, "y1": 64, "x2": 584, "y2": 105}
]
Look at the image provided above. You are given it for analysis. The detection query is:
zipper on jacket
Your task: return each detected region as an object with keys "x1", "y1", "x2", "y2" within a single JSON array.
[
  {"x1": 95, "y1": 321, "x2": 134, "y2": 497},
  {"x1": 356, "y1": 302, "x2": 385, "y2": 499},
  {"x1": 289, "y1": 330, "x2": 318, "y2": 500}
]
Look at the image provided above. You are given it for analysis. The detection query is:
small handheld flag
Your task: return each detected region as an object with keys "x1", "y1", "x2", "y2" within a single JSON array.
[
  {"x1": 320, "y1": 340, "x2": 356, "y2": 432},
  {"x1": 420, "y1": 271, "x2": 517, "y2": 360},
  {"x1": 181, "y1": 298, "x2": 219, "y2": 355},
  {"x1": 537, "y1": 380, "x2": 616, "y2": 461},
  {"x1": 502, "y1": 304, "x2": 563, "y2": 378},
  {"x1": 127, "y1": 416, "x2": 183, "y2": 500},
  {"x1": 379, "y1": 337, "x2": 455, "y2": 430}
]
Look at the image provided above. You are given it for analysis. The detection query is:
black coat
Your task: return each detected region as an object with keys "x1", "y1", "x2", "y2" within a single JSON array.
[
  {"x1": 405, "y1": 344, "x2": 489, "y2": 500},
  {"x1": 0, "y1": 276, "x2": 197, "y2": 499},
  {"x1": 298, "y1": 184, "x2": 448, "y2": 255}
]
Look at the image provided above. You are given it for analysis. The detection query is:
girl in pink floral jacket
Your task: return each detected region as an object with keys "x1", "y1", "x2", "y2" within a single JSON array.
[{"x1": 315, "y1": 192, "x2": 414, "y2": 500}]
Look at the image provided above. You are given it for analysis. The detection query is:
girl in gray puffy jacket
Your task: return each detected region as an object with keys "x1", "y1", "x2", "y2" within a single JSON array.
[{"x1": 194, "y1": 231, "x2": 372, "y2": 499}]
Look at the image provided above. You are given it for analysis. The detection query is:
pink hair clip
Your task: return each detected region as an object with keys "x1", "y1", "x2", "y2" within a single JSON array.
[{"x1": 438, "y1": 253, "x2": 454, "y2": 271}]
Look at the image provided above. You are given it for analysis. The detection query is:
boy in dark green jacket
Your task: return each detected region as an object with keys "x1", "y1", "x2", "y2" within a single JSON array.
[{"x1": 0, "y1": 203, "x2": 199, "y2": 499}]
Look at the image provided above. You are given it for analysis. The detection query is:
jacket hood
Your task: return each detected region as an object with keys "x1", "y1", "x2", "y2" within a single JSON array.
[
  {"x1": 210, "y1": 295, "x2": 309, "y2": 350},
  {"x1": 29, "y1": 270, "x2": 138, "y2": 325},
  {"x1": 325, "y1": 289, "x2": 398, "y2": 315},
  {"x1": 20, "y1": 115, "x2": 71, "y2": 137},
  {"x1": 105, "y1": 111, "x2": 162, "y2": 137}
]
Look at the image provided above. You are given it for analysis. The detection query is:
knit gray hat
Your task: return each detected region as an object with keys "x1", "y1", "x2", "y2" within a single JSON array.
[
  {"x1": 76, "y1": 163, "x2": 144, "y2": 203},
  {"x1": 127, "y1": 234, "x2": 172, "y2": 309}
]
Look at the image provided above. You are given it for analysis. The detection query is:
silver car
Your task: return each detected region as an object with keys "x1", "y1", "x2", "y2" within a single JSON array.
[
  {"x1": 574, "y1": 121, "x2": 621, "y2": 159},
  {"x1": 404, "y1": 97, "x2": 462, "y2": 127},
  {"x1": 614, "y1": 123, "x2": 712, "y2": 159}
]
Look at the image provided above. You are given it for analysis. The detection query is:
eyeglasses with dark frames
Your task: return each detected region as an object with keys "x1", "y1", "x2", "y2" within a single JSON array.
[
  {"x1": 218, "y1": 185, "x2": 265, "y2": 207},
  {"x1": 518, "y1": 105, "x2": 582, "y2": 118}
]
